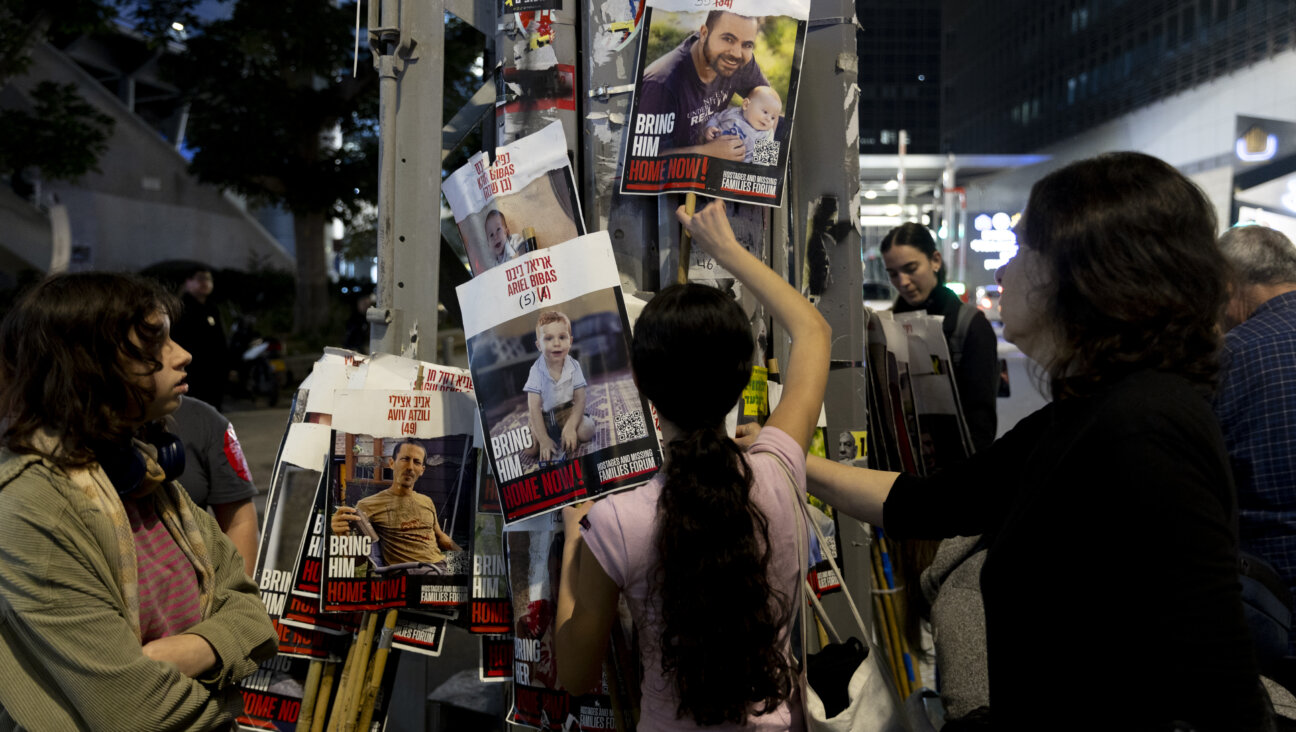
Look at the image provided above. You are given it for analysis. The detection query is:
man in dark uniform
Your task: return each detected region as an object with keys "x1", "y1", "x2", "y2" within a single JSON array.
[{"x1": 171, "y1": 267, "x2": 228, "y2": 411}]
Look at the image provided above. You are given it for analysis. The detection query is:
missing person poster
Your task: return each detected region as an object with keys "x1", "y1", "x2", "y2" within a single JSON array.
[
  {"x1": 505, "y1": 513, "x2": 616, "y2": 731},
  {"x1": 235, "y1": 655, "x2": 311, "y2": 732},
  {"x1": 321, "y1": 377, "x2": 479, "y2": 613},
  {"x1": 619, "y1": 0, "x2": 808, "y2": 205},
  {"x1": 480, "y1": 633, "x2": 514, "y2": 682},
  {"x1": 444, "y1": 122, "x2": 585, "y2": 277},
  {"x1": 321, "y1": 429, "x2": 477, "y2": 613},
  {"x1": 457, "y1": 232, "x2": 663, "y2": 525},
  {"x1": 471, "y1": 462, "x2": 513, "y2": 633}
]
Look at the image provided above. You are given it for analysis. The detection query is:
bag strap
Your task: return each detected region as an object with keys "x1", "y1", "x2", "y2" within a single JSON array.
[
  {"x1": 948, "y1": 301, "x2": 977, "y2": 366},
  {"x1": 767, "y1": 451, "x2": 871, "y2": 640},
  {"x1": 763, "y1": 450, "x2": 811, "y2": 674},
  {"x1": 767, "y1": 452, "x2": 867, "y2": 646},
  {"x1": 802, "y1": 497, "x2": 870, "y2": 640}
]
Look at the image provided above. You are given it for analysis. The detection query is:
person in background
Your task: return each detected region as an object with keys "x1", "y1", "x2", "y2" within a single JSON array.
[
  {"x1": 343, "y1": 293, "x2": 373, "y2": 354},
  {"x1": 882, "y1": 222, "x2": 998, "y2": 451},
  {"x1": 807, "y1": 153, "x2": 1271, "y2": 730},
  {"x1": 171, "y1": 266, "x2": 228, "y2": 411},
  {"x1": 0, "y1": 272, "x2": 276, "y2": 730},
  {"x1": 880, "y1": 222, "x2": 1002, "y2": 699},
  {"x1": 172, "y1": 395, "x2": 260, "y2": 577},
  {"x1": 555, "y1": 200, "x2": 831, "y2": 729},
  {"x1": 1215, "y1": 224, "x2": 1296, "y2": 657}
]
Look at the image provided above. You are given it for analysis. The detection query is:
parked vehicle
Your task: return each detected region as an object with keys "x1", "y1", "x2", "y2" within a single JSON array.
[{"x1": 229, "y1": 316, "x2": 285, "y2": 407}]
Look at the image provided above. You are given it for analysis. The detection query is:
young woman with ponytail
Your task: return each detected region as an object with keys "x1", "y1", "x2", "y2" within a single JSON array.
[{"x1": 556, "y1": 200, "x2": 831, "y2": 730}]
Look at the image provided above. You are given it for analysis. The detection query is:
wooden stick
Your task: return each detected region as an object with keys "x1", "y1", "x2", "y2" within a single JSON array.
[
  {"x1": 871, "y1": 541, "x2": 908, "y2": 697},
  {"x1": 340, "y1": 612, "x2": 380, "y2": 732},
  {"x1": 355, "y1": 609, "x2": 400, "y2": 732},
  {"x1": 326, "y1": 618, "x2": 365, "y2": 732},
  {"x1": 309, "y1": 661, "x2": 338, "y2": 732},
  {"x1": 677, "y1": 192, "x2": 697, "y2": 284},
  {"x1": 296, "y1": 659, "x2": 325, "y2": 731},
  {"x1": 876, "y1": 535, "x2": 913, "y2": 699}
]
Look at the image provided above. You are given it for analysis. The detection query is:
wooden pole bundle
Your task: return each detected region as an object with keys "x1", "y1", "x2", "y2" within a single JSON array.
[{"x1": 355, "y1": 609, "x2": 400, "y2": 732}]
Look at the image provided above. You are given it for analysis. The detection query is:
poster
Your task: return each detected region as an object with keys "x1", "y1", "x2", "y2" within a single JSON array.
[
  {"x1": 471, "y1": 463, "x2": 513, "y2": 633},
  {"x1": 457, "y1": 233, "x2": 662, "y2": 524},
  {"x1": 321, "y1": 429, "x2": 477, "y2": 613},
  {"x1": 619, "y1": 0, "x2": 808, "y2": 205},
  {"x1": 500, "y1": 1, "x2": 562, "y2": 17},
  {"x1": 480, "y1": 633, "x2": 514, "y2": 682},
  {"x1": 496, "y1": 11, "x2": 575, "y2": 142},
  {"x1": 444, "y1": 122, "x2": 584, "y2": 276},
  {"x1": 505, "y1": 513, "x2": 616, "y2": 731},
  {"x1": 236, "y1": 655, "x2": 310, "y2": 731},
  {"x1": 894, "y1": 312, "x2": 974, "y2": 471}
]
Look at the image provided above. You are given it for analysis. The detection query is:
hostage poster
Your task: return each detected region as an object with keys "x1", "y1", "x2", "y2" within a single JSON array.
[
  {"x1": 506, "y1": 512, "x2": 616, "y2": 731},
  {"x1": 444, "y1": 121, "x2": 584, "y2": 277},
  {"x1": 619, "y1": 0, "x2": 808, "y2": 205},
  {"x1": 471, "y1": 462, "x2": 513, "y2": 634},
  {"x1": 321, "y1": 418, "x2": 477, "y2": 613},
  {"x1": 457, "y1": 232, "x2": 662, "y2": 524}
]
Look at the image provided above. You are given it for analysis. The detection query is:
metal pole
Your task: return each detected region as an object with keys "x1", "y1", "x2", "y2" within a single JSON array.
[
  {"x1": 897, "y1": 129, "x2": 907, "y2": 217},
  {"x1": 368, "y1": 0, "x2": 446, "y2": 360},
  {"x1": 942, "y1": 152, "x2": 956, "y2": 278},
  {"x1": 787, "y1": 0, "x2": 874, "y2": 638}
]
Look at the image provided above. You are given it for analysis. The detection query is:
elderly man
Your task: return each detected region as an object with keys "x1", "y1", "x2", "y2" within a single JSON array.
[
  {"x1": 1215, "y1": 224, "x2": 1296, "y2": 652},
  {"x1": 330, "y1": 439, "x2": 460, "y2": 566},
  {"x1": 634, "y1": 10, "x2": 769, "y2": 160}
]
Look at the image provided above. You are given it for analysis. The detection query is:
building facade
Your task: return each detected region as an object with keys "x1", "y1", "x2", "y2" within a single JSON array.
[{"x1": 942, "y1": 0, "x2": 1296, "y2": 154}]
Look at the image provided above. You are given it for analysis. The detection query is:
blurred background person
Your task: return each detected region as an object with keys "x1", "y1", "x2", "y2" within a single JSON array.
[
  {"x1": 171, "y1": 266, "x2": 229, "y2": 411},
  {"x1": 881, "y1": 222, "x2": 998, "y2": 452},
  {"x1": 1215, "y1": 224, "x2": 1296, "y2": 663}
]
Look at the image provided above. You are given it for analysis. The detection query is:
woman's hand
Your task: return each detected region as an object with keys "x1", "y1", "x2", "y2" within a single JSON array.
[
  {"x1": 733, "y1": 422, "x2": 761, "y2": 450},
  {"x1": 676, "y1": 199, "x2": 742, "y2": 262}
]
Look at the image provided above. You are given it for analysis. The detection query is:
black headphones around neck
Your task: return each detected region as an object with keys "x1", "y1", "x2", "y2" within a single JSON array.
[{"x1": 93, "y1": 432, "x2": 186, "y2": 495}]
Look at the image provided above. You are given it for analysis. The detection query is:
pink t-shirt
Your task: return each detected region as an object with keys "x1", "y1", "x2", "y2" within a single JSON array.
[
  {"x1": 582, "y1": 426, "x2": 807, "y2": 732},
  {"x1": 123, "y1": 498, "x2": 203, "y2": 644}
]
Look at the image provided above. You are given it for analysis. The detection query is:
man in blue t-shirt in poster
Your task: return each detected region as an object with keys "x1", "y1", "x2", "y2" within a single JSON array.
[{"x1": 634, "y1": 11, "x2": 769, "y2": 161}]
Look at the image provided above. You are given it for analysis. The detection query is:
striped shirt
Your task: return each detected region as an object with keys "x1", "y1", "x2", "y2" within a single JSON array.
[{"x1": 123, "y1": 497, "x2": 203, "y2": 643}]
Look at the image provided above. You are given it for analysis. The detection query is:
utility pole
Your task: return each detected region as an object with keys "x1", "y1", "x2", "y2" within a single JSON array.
[
  {"x1": 786, "y1": 0, "x2": 873, "y2": 630},
  {"x1": 366, "y1": 0, "x2": 869, "y2": 723}
]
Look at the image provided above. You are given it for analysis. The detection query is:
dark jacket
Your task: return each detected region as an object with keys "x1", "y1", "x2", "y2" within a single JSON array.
[{"x1": 886, "y1": 370, "x2": 1270, "y2": 730}]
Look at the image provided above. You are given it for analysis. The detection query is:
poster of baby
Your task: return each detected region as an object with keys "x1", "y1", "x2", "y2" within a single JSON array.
[
  {"x1": 457, "y1": 232, "x2": 662, "y2": 524},
  {"x1": 444, "y1": 121, "x2": 585, "y2": 277},
  {"x1": 619, "y1": 0, "x2": 808, "y2": 206}
]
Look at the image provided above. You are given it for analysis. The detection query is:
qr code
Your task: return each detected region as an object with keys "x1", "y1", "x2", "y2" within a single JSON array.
[
  {"x1": 752, "y1": 138, "x2": 780, "y2": 166},
  {"x1": 614, "y1": 409, "x2": 648, "y2": 442}
]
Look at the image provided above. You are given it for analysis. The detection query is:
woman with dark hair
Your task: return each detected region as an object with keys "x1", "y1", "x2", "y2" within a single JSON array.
[
  {"x1": 555, "y1": 200, "x2": 830, "y2": 729},
  {"x1": 0, "y1": 273, "x2": 276, "y2": 730},
  {"x1": 808, "y1": 153, "x2": 1271, "y2": 729},
  {"x1": 881, "y1": 222, "x2": 998, "y2": 451}
]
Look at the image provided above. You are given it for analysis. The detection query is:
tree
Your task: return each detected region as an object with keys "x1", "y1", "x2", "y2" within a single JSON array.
[
  {"x1": 168, "y1": 0, "x2": 378, "y2": 335},
  {"x1": 0, "y1": 81, "x2": 115, "y2": 185},
  {"x1": 0, "y1": 0, "x2": 186, "y2": 185}
]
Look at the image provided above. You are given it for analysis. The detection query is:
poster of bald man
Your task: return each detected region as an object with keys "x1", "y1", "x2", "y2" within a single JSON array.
[{"x1": 620, "y1": 0, "x2": 808, "y2": 205}]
